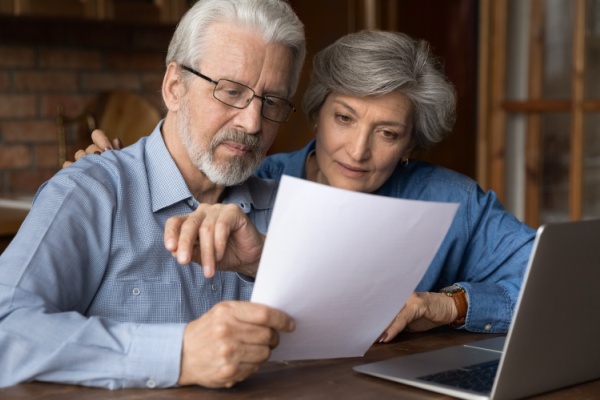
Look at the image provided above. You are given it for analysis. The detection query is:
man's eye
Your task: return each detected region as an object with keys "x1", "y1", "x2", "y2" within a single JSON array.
[
  {"x1": 264, "y1": 97, "x2": 278, "y2": 108},
  {"x1": 224, "y1": 89, "x2": 242, "y2": 98}
]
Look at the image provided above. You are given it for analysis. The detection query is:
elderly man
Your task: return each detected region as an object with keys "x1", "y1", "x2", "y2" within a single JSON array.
[{"x1": 0, "y1": 0, "x2": 305, "y2": 390}]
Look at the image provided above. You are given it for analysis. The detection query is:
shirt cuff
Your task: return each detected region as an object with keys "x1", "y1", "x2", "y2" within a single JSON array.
[
  {"x1": 455, "y1": 282, "x2": 512, "y2": 333},
  {"x1": 125, "y1": 323, "x2": 186, "y2": 388}
]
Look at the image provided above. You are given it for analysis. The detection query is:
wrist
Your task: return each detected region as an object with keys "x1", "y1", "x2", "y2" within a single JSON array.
[
  {"x1": 242, "y1": 234, "x2": 266, "y2": 278},
  {"x1": 440, "y1": 285, "x2": 468, "y2": 328}
]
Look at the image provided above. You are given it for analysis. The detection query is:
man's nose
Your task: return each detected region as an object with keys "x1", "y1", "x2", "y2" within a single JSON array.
[{"x1": 235, "y1": 97, "x2": 262, "y2": 134}]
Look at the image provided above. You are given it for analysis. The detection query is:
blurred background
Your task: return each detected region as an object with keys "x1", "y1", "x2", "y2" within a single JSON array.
[{"x1": 1, "y1": 0, "x2": 599, "y2": 232}]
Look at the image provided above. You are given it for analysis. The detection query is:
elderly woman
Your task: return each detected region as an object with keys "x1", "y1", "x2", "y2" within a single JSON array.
[
  {"x1": 78, "y1": 31, "x2": 535, "y2": 342},
  {"x1": 256, "y1": 30, "x2": 534, "y2": 340}
]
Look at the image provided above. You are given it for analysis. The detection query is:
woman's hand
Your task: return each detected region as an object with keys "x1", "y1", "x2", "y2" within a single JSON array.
[
  {"x1": 62, "y1": 129, "x2": 122, "y2": 168},
  {"x1": 377, "y1": 291, "x2": 458, "y2": 342}
]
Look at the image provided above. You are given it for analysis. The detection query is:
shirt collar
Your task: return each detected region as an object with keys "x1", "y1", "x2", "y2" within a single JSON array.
[
  {"x1": 145, "y1": 121, "x2": 194, "y2": 213},
  {"x1": 223, "y1": 176, "x2": 278, "y2": 213},
  {"x1": 145, "y1": 121, "x2": 275, "y2": 214}
]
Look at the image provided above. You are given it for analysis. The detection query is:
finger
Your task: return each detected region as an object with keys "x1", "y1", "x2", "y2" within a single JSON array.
[
  {"x1": 188, "y1": 360, "x2": 260, "y2": 389},
  {"x1": 379, "y1": 297, "x2": 419, "y2": 343},
  {"x1": 91, "y1": 129, "x2": 113, "y2": 150},
  {"x1": 171, "y1": 246, "x2": 199, "y2": 262},
  {"x1": 62, "y1": 161, "x2": 73, "y2": 168},
  {"x1": 207, "y1": 303, "x2": 280, "y2": 347},
  {"x1": 164, "y1": 215, "x2": 186, "y2": 252},
  {"x1": 113, "y1": 137, "x2": 123, "y2": 150},
  {"x1": 382, "y1": 313, "x2": 410, "y2": 341},
  {"x1": 212, "y1": 211, "x2": 237, "y2": 263},
  {"x1": 177, "y1": 212, "x2": 206, "y2": 265},
  {"x1": 203, "y1": 264, "x2": 215, "y2": 279},
  {"x1": 235, "y1": 342, "x2": 273, "y2": 364},
  {"x1": 199, "y1": 224, "x2": 217, "y2": 279},
  {"x1": 229, "y1": 301, "x2": 295, "y2": 332},
  {"x1": 216, "y1": 361, "x2": 262, "y2": 389},
  {"x1": 74, "y1": 149, "x2": 88, "y2": 161},
  {"x1": 196, "y1": 205, "x2": 242, "y2": 277},
  {"x1": 232, "y1": 323, "x2": 281, "y2": 349},
  {"x1": 85, "y1": 144, "x2": 102, "y2": 155},
  {"x1": 220, "y1": 363, "x2": 259, "y2": 388}
]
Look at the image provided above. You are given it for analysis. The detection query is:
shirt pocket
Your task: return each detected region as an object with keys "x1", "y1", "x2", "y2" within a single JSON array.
[{"x1": 87, "y1": 279, "x2": 183, "y2": 323}]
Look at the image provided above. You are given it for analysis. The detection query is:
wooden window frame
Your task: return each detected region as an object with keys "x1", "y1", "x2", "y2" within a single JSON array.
[{"x1": 478, "y1": 0, "x2": 596, "y2": 227}]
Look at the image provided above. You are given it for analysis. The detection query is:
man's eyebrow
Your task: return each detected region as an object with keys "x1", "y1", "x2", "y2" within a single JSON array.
[{"x1": 261, "y1": 86, "x2": 290, "y2": 98}]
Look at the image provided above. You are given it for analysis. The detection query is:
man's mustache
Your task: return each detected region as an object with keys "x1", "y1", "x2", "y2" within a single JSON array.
[{"x1": 211, "y1": 129, "x2": 263, "y2": 153}]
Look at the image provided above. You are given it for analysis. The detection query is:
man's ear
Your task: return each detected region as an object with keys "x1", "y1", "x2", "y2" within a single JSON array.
[{"x1": 162, "y1": 62, "x2": 184, "y2": 112}]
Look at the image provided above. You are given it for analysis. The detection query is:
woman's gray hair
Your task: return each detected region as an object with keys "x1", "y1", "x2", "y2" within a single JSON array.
[
  {"x1": 166, "y1": 0, "x2": 306, "y2": 97},
  {"x1": 303, "y1": 30, "x2": 456, "y2": 150}
]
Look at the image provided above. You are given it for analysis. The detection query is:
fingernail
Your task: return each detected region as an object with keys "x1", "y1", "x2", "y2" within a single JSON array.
[
  {"x1": 105, "y1": 146, "x2": 113, "y2": 151},
  {"x1": 377, "y1": 332, "x2": 387, "y2": 343},
  {"x1": 116, "y1": 138, "x2": 123, "y2": 149},
  {"x1": 165, "y1": 239, "x2": 175, "y2": 250},
  {"x1": 177, "y1": 251, "x2": 188, "y2": 264}
]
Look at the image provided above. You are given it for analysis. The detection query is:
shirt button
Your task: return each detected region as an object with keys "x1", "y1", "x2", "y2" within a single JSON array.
[
  {"x1": 132, "y1": 288, "x2": 141, "y2": 296},
  {"x1": 187, "y1": 199, "x2": 194, "y2": 207},
  {"x1": 484, "y1": 324, "x2": 492, "y2": 331},
  {"x1": 146, "y1": 378, "x2": 156, "y2": 388},
  {"x1": 211, "y1": 283, "x2": 218, "y2": 291}
]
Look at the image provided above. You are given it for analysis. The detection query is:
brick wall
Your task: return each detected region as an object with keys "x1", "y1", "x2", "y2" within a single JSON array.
[{"x1": 0, "y1": 16, "x2": 171, "y2": 195}]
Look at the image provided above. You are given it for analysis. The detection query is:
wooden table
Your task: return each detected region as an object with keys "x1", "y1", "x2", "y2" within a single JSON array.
[{"x1": 2, "y1": 329, "x2": 598, "y2": 399}]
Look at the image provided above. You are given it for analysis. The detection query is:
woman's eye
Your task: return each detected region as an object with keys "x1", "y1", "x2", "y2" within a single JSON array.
[
  {"x1": 335, "y1": 114, "x2": 351, "y2": 123},
  {"x1": 381, "y1": 130, "x2": 399, "y2": 140}
]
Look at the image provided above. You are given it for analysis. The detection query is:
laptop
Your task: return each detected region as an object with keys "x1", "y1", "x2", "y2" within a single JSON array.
[{"x1": 354, "y1": 218, "x2": 600, "y2": 400}]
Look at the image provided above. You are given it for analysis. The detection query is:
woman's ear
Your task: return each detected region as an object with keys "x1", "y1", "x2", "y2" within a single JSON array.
[
  {"x1": 162, "y1": 62, "x2": 184, "y2": 112},
  {"x1": 312, "y1": 110, "x2": 322, "y2": 136}
]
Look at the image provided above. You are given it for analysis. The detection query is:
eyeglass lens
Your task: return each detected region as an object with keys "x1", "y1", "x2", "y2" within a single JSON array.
[{"x1": 213, "y1": 80, "x2": 293, "y2": 122}]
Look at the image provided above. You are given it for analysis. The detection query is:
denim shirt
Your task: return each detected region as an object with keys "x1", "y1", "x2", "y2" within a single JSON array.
[
  {"x1": 0, "y1": 123, "x2": 278, "y2": 389},
  {"x1": 256, "y1": 140, "x2": 536, "y2": 334}
]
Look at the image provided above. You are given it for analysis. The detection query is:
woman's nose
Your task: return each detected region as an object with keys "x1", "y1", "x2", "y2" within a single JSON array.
[{"x1": 347, "y1": 131, "x2": 371, "y2": 161}]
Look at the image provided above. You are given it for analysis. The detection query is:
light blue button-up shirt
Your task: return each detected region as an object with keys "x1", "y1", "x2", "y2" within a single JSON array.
[
  {"x1": 256, "y1": 140, "x2": 536, "y2": 333},
  {"x1": 0, "y1": 122, "x2": 278, "y2": 389}
]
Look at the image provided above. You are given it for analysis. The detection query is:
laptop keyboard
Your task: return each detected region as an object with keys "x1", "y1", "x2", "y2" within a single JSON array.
[{"x1": 417, "y1": 359, "x2": 499, "y2": 394}]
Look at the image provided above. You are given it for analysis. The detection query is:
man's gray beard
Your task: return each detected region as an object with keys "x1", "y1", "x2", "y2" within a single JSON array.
[{"x1": 177, "y1": 104, "x2": 264, "y2": 186}]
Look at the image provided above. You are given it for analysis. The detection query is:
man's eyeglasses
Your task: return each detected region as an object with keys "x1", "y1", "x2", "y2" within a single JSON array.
[{"x1": 182, "y1": 65, "x2": 295, "y2": 123}]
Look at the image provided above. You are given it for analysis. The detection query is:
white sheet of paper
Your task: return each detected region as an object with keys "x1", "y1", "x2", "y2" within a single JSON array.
[{"x1": 251, "y1": 175, "x2": 459, "y2": 361}]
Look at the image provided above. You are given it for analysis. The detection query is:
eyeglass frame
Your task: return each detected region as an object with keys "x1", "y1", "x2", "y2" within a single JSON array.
[{"x1": 181, "y1": 65, "x2": 296, "y2": 123}]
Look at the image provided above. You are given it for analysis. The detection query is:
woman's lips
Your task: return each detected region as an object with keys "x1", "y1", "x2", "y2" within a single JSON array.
[{"x1": 336, "y1": 161, "x2": 368, "y2": 177}]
